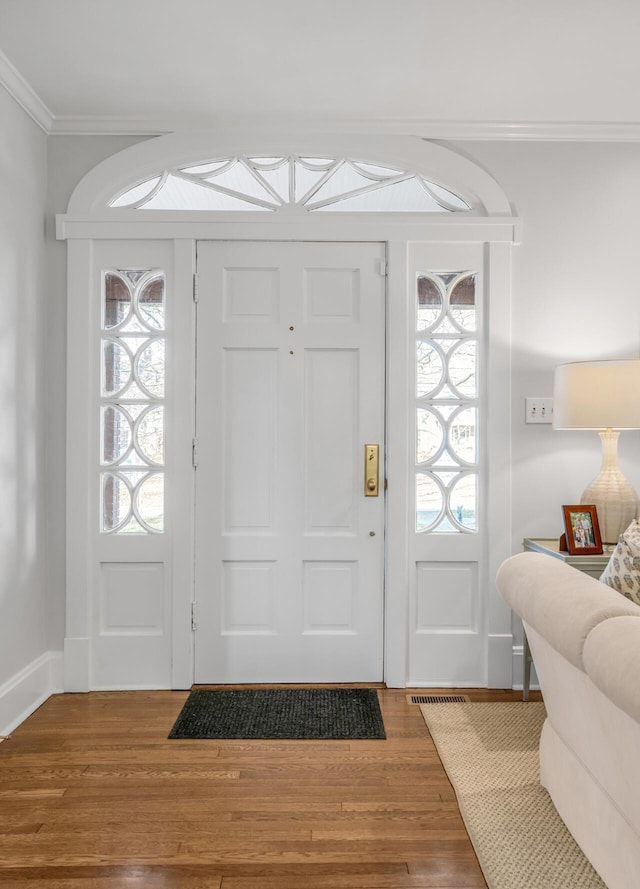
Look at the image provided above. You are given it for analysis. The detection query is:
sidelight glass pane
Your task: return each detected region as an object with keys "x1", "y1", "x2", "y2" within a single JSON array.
[
  {"x1": 416, "y1": 408, "x2": 444, "y2": 463},
  {"x1": 101, "y1": 267, "x2": 166, "y2": 535},
  {"x1": 414, "y1": 267, "x2": 480, "y2": 535},
  {"x1": 102, "y1": 340, "x2": 132, "y2": 396},
  {"x1": 102, "y1": 473, "x2": 131, "y2": 532},
  {"x1": 448, "y1": 341, "x2": 476, "y2": 397},
  {"x1": 103, "y1": 273, "x2": 131, "y2": 328},
  {"x1": 137, "y1": 406, "x2": 164, "y2": 464},
  {"x1": 416, "y1": 342, "x2": 444, "y2": 397},
  {"x1": 416, "y1": 474, "x2": 443, "y2": 531},
  {"x1": 139, "y1": 276, "x2": 165, "y2": 329},
  {"x1": 450, "y1": 474, "x2": 477, "y2": 530},
  {"x1": 449, "y1": 407, "x2": 477, "y2": 464},
  {"x1": 137, "y1": 474, "x2": 164, "y2": 531},
  {"x1": 416, "y1": 276, "x2": 442, "y2": 330},
  {"x1": 101, "y1": 405, "x2": 132, "y2": 464},
  {"x1": 450, "y1": 275, "x2": 476, "y2": 331},
  {"x1": 136, "y1": 340, "x2": 165, "y2": 397}
]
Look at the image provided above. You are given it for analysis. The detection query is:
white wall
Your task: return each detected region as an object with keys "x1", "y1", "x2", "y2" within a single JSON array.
[
  {"x1": 0, "y1": 98, "x2": 146, "y2": 729},
  {"x1": 458, "y1": 141, "x2": 640, "y2": 547},
  {"x1": 0, "y1": 85, "x2": 51, "y2": 730},
  {"x1": 456, "y1": 141, "x2": 640, "y2": 667}
]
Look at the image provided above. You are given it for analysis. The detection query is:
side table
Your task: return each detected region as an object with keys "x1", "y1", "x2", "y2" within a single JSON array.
[{"x1": 520, "y1": 538, "x2": 612, "y2": 700}]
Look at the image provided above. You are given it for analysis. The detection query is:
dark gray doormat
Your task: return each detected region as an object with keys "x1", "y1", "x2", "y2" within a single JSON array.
[{"x1": 168, "y1": 687, "x2": 386, "y2": 739}]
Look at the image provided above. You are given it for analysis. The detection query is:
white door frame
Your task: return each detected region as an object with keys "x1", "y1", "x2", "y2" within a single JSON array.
[{"x1": 58, "y1": 132, "x2": 519, "y2": 691}]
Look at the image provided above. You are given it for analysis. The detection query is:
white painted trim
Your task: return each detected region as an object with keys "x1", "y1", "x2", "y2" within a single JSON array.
[
  {"x1": 65, "y1": 240, "x2": 93, "y2": 692},
  {"x1": 62, "y1": 134, "x2": 518, "y2": 690},
  {"x1": 384, "y1": 240, "x2": 411, "y2": 688},
  {"x1": 0, "y1": 49, "x2": 54, "y2": 133},
  {"x1": 90, "y1": 684, "x2": 176, "y2": 692},
  {"x1": 48, "y1": 115, "x2": 640, "y2": 143},
  {"x1": 0, "y1": 651, "x2": 63, "y2": 735},
  {"x1": 485, "y1": 241, "x2": 516, "y2": 687},
  {"x1": 488, "y1": 634, "x2": 515, "y2": 688},
  {"x1": 57, "y1": 217, "x2": 521, "y2": 245},
  {"x1": 63, "y1": 637, "x2": 90, "y2": 692},
  {"x1": 170, "y1": 239, "x2": 196, "y2": 689},
  {"x1": 66, "y1": 240, "x2": 189, "y2": 691},
  {"x1": 406, "y1": 681, "x2": 495, "y2": 690},
  {"x1": 0, "y1": 50, "x2": 637, "y2": 145}
]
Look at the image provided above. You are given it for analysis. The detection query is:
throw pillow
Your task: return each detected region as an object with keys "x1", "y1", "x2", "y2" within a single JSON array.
[{"x1": 600, "y1": 518, "x2": 640, "y2": 606}]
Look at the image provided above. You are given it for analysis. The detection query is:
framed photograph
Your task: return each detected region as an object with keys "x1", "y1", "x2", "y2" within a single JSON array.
[{"x1": 562, "y1": 505, "x2": 603, "y2": 555}]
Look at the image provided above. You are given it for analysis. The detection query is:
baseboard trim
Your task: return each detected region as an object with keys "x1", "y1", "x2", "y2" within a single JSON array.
[
  {"x1": 487, "y1": 633, "x2": 514, "y2": 688},
  {"x1": 0, "y1": 651, "x2": 64, "y2": 735},
  {"x1": 91, "y1": 684, "x2": 173, "y2": 691},
  {"x1": 63, "y1": 636, "x2": 90, "y2": 692}
]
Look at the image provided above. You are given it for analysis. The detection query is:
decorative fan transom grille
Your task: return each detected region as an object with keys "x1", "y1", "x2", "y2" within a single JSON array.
[{"x1": 109, "y1": 156, "x2": 471, "y2": 213}]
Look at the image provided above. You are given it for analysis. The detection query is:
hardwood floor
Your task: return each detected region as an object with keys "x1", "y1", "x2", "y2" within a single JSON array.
[{"x1": 0, "y1": 687, "x2": 541, "y2": 888}]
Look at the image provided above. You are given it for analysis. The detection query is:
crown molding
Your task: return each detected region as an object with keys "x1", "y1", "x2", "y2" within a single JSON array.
[
  {"x1": 412, "y1": 120, "x2": 640, "y2": 142},
  {"x1": 0, "y1": 50, "x2": 53, "y2": 133},
  {"x1": 48, "y1": 115, "x2": 640, "y2": 142},
  {"x1": 1, "y1": 56, "x2": 640, "y2": 143}
]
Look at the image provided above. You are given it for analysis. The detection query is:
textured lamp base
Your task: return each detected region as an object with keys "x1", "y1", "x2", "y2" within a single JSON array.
[{"x1": 581, "y1": 430, "x2": 639, "y2": 544}]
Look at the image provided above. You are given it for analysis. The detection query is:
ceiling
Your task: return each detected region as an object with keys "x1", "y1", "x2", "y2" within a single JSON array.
[{"x1": 1, "y1": 0, "x2": 639, "y2": 137}]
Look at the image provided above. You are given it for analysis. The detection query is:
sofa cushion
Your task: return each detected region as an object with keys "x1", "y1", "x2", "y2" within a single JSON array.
[
  {"x1": 583, "y1": 616, "x2": 640, "y2": 724},
  {"x1": 599, "y1": 519, "x2": 640, "y2": 606},
  {"x1": 496, "y1": 552, "x2": 640, "y2": 670}
]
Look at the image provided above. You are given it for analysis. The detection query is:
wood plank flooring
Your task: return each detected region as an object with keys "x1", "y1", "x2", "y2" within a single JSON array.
[{"x1": 0, "y1": 687, "x2": 541, "y2": 888}]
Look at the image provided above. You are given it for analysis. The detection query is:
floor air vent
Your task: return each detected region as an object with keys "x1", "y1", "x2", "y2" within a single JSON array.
[{"x1": 407, "y1": 694, "x2": 470, "y2": 705}]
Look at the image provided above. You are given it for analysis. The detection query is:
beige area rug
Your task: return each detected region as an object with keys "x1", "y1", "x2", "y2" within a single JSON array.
[{"x1": 420, "y1": 702, "x2": 605, "y2": 889}]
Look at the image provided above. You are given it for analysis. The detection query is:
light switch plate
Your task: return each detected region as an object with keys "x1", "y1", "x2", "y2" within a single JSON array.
[{"x1": 525, "y1": 397, "x2": 553, "y2": 424}]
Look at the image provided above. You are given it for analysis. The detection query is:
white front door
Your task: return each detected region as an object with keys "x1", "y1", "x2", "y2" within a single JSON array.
[{"x1": 194, "y1": 241, "x2": 386, "y2": 683}]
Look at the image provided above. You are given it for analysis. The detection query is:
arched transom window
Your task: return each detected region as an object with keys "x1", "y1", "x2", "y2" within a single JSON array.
[{"x1": 109, "y1": 155, "x2": 471, "y2": 213}]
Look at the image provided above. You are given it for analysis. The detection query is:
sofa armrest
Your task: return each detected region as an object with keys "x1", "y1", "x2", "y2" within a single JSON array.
[
  {"x1": 497, "y1": 552, "x2": 640, "y2": 670},
  {"x1": 583, "y1": 616, "x2": 640, "y2": 724}
]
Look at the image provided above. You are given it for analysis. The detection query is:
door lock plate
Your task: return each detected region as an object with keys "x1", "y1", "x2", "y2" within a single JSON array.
[{"x1": 364, "y1": 444, "x2": 379, "y2": 497}]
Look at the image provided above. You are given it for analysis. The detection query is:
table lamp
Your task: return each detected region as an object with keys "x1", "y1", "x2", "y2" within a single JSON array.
[{"x1": 553, "y1": 358, "x2": 640, "y2": 544}]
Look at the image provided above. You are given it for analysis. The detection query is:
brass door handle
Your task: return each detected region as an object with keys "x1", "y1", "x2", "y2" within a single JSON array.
[{"x1": 364, "y1": 444, "x2": 379, "y2": 497}]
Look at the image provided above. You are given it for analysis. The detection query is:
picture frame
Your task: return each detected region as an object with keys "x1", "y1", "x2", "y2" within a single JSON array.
[{"x1": 562, "y1": 504, "x2": 603, "y2": 555}]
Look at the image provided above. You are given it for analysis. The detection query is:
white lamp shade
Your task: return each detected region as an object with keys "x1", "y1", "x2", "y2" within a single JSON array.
[{"x1": 553, "y1": 359, "x2": 640, "y2": 430}]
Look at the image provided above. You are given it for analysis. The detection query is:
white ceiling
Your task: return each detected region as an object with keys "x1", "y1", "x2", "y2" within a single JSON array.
[{"x1": 1, "y1": 0, "x2": 640, "y2": 137}]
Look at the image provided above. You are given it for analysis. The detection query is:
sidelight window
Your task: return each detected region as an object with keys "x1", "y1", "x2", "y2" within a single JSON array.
[
  {"x1": 415, "y1": 272, "x2": 479, "y2": 533},
  {"x1": 100, "y1": 269, "x2": 166, "y2": 533}
]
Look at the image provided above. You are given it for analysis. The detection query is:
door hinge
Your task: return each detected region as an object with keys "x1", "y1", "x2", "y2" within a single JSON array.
[
  {"x1": 192, "y1": 437, "x2": 198, "y2": 469},
  {"x1": 193, "y1": 273, "x2": 199, "y2": 303},
  {"x1": 378, "y1": 259, "x2": 388, "y2": 277},
  {"x1": 191, "y1": 602, "x2": 198, "y2": 632}
]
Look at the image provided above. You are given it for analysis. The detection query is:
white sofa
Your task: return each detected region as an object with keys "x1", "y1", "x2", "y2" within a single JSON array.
[{"x1": 497, "y1": 551, "x2": 640, "y2": 889}]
